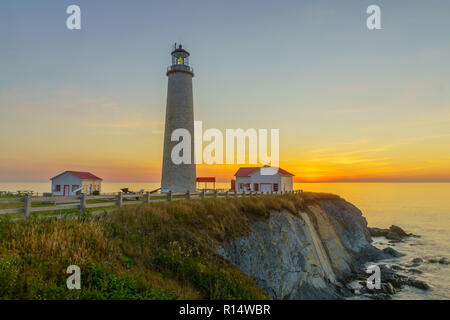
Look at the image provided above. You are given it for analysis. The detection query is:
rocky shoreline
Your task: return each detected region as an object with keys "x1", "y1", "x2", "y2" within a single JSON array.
[
  {"x1": 218, "y1": 198, "x2": 442, "y2": 300},
  {"x1": 343, "y1": 225, "x2": 431, "y2": 299}
]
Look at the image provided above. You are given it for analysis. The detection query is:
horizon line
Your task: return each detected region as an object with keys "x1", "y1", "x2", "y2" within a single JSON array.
[{"x1": 1, "y1": 180, "x2": 450, "y2": 184}]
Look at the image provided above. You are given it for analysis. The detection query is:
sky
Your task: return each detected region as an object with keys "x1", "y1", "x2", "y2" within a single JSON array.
[{"x1": 0, "y1": 0, "x2": 449, "y2": 182}]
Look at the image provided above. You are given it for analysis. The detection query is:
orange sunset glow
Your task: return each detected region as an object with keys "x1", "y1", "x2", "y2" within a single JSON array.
[{"x1": 1, "y1": 2, "x2": 450, "y2": 184}]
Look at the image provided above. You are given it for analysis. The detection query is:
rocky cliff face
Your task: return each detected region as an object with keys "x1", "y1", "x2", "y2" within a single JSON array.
[{"x1": 218, "y1": 198, "x2": 392, "y2": 299}]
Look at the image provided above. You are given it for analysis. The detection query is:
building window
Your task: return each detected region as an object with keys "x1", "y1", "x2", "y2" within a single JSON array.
[
  {"x1": 72, "y1": 185, "x2": 79, "y2": 192},
  {"x1": 55, "y1": 185, "x2": 61, "y2": 192},
  {"x1": 273, "y1": 183, "x2": 279, "y2": 192},
  {"x1": 239, "y1": 183, "x2": 244, "y2": 190},
  {"x1": 254, "y1": 183, "x2": 259, "y2": 191}
]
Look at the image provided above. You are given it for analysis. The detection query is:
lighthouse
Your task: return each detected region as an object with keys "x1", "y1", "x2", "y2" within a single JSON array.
[{"x1": 161, "y1": 44, "x2": 196, "y2": 193}]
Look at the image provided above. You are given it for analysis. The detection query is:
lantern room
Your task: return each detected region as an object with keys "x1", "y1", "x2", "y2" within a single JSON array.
[{"x1": 171, "y1": 44, "x2": 190, "y2": 66}]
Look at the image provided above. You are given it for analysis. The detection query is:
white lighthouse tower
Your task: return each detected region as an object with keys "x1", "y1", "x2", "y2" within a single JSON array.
[{"x1": 161, "y1": 44, "x2": 196, "y2": 193}]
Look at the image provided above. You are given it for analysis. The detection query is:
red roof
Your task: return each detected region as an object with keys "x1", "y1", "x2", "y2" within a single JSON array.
[
  {"x1": 234, "y1": 167, "x2": 259, "y2": 177},
  {"x1": 234, "y1": 166, "x2": 294, "y2": 177},
  {"x1": 196, "y1": 177, "x2": 216, "y2": 183},
  {"x1": 51, "y1": 171, "x2": 103, "y2": 181}
]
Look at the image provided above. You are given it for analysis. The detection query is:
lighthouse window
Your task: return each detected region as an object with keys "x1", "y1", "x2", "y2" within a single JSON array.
[{"x1": 177, "y1": 57, "x2": 184, "y2": 65}]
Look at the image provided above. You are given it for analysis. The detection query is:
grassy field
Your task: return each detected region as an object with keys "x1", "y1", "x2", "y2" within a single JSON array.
[{"x1": 0, "y1": 192, "x2": 339, "y2": 300}]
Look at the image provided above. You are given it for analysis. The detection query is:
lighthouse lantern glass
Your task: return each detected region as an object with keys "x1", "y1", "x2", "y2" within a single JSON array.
[{"x1": 172, "y1": 52, "x2": 189, "y2": 66}]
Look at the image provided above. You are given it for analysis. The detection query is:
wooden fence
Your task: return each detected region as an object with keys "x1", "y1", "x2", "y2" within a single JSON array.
[{"x1": 0, "y1": 190, "x2": 302, "y2": 222}]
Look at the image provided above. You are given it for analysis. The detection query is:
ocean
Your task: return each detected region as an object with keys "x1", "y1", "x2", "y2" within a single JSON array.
[{"x1": 1, "y1": 181, "x2": 449, "y2": 299}]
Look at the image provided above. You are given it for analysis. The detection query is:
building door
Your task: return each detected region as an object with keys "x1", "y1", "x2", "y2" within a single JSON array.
[
  {"x1": 260, "y1": 183, "x2": 272, "y2": 194},
  {"x1": 63, "y1": 185, "x2": 70, "y2": 196}
]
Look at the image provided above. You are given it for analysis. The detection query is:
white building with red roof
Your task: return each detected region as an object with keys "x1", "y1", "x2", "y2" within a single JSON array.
[
  {"x1": 233, "y1": 166, "x2": 294, "y2": 193},
  {"x1": 50, "y1": 171, "x2": 103, "y2": 196}
]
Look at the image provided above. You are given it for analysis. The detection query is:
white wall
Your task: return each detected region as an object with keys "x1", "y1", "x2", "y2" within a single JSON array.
[
  {"x1": 81, "y1": 180, "x2": 102, "y2": 194},
  {"x1": 51, "y1": 173, "x2": 82, "y2": 196},
  {"x1": 250, "y1": 169, "x2": 282, "y2": 193},
  {"x1": 249, "y1": 170, "x2": 282, "y2": 186},
  {"x1": 51, "y1": 173, "x2": 102, "y2": 196},
  {"x1": 235, "y1": 176, "x2": 251, "y2": 192},
  {"x1": 281, "y1": 175, "x2": 293, "y2": 191},
  {"x1": 235, "y1": 168, "x2": 293, "y2": 193}
]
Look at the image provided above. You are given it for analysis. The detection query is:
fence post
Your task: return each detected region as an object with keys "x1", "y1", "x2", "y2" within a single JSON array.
[
  {"x1": 225, "y1": 191, "x2": 229, "y2": 199},
  {"x1": 243, "y1": 190, "x2": 246, "y2": 198},
  {"x1": 145, "y1": 192, "x2": 151, "y2": 204},
  {"x1": 249, "y1": 190, "x2": 252, "y2": 198},
  {"x1": 79, "y1": 193, "x2": 86, "y2": 215},
  {"x1": 168, "y1": 190, "x2": 172, "y2": 202},
  {"x1": 201, "y1": 190, "x2": 205, "y2": 200},
  {"x1": 186, "y1": 190, "x2": 191, "y2": 200},
  {"x1": 214, "y1": 190, "x2": 217, "y2": 198},
  {"x1": 117, "y1": 192, "x2": 123, "y2": 208},
  {"x1": 22, "y1": 193, "x2": 32, "y2": 222}
]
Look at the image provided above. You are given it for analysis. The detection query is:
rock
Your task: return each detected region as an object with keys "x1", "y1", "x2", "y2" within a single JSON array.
[
  {"x1": 360, "y1": 286, "x2": 376, "y2": 295},
  {"x1": 368, "y1": 227, "x2": 389, "y2": 237},
  {"x1": 412, "y1": 258, "x2": 423, "y2": 264},
  {"x1": 387, "y1": 278, "x2": 404, "y2": 289},
  {"x1": 218, "y1": 198, "x2": 395, "y2": 300},
  {"x1": 218, "y1": 198, "x2": 413, "y2": 300},
  {"x1": 377, "y1": 265, "x2": 407, "y2": 289},
  {"x1": 391, "y1": 265, "x2": 405, "y2": 271},
  {"x1": 406, "y1": 279, "x2": 430, "y2": 290},
  {"x1": 369, "y1": 293, "x2": 392, "y2": 300},
  {"x1": 427, "y1": 257, "x2": 450, "y2": 265},
  {"x1": 407, "y1": 269, "x2": 423, "y2": 275},
  {"x1": 408, "y1": 258, "x2": 423, "y2": 267},
  {"x1": 389, "y1": 225, "x2": 410, "y2": 237},
  {"x1": 385, "y1": 232, "x2": 402, "y2": 241},
  {"x1": 381, "y1": 282, "x2": 396, "y2": 295},
  {"x1": 382, "y1": 247, "x2": 405, "y2": 258},
  {"x1": 335, "y1": 285, "x2": 353, "y2": 297},
  {"x1": 369, "y1": 225, "x2": 415, "y2": 241},
  {"x1": 218, "y1": 211, "x2": 342, "y2": 299},
  {"x1": 346, "y1": 281, "x2": 363, "y2": 295}
]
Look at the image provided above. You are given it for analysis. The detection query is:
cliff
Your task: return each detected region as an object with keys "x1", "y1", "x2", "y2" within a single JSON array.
[{"x1": 218, "y1": 195, "x2": 393, "y2": 299}]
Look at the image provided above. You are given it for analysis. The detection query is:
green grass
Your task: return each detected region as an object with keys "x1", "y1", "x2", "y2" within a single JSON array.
[{"x1": 0, "y1": 192, "x2": 340, "y2": 300}]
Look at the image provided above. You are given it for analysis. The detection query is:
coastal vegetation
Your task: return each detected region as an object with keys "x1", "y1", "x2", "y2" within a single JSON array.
[{"x1": 0, "y1": 193, "x2": 338, "y2": 300}]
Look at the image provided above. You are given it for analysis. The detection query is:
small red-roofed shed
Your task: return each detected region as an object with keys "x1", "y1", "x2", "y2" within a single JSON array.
[
  {"x1": 233, "y1": 166, "x2": 294, "y2": 193},
  {"x1": 51, "y1": 171, "x2": 103, "y2": 196},
  {"x1": 196, "y1": 177, "x2": 216, "y2": 191}
]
